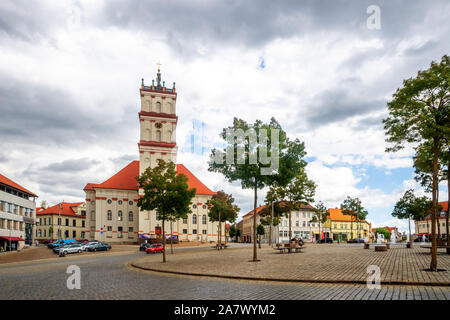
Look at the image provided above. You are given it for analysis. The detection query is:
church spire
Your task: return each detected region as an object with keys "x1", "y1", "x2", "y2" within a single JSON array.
[{"x1": 156, "y1": 61, "x2": 162, "y2": 88}]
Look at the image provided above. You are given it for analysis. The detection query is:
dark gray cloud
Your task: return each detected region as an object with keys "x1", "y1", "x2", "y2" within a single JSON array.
[
  {"x1": 20, "y1": 157, "x2": 102, "y2": 200},
  {"x1": 0, "y1": 72, "x2": 137, "y2": 147},
  {"x1": 301, "y1": 88, "x2": 386, "y2": 127},
  {"x1": 109, "y1": 154, "x2": 138, "y2": 167},
  {"x1": 0, "y1": 152, "x2": 6, "y2": 163},
  {"x1": 97, "y1": 0, "x2": 449, "y2": 56},
  {"x1": 44, "y1": 158, "x2": 100, "y2": 173},
  {"x1": 0, "y1": 0, "x2": 65, "y2": 42}
]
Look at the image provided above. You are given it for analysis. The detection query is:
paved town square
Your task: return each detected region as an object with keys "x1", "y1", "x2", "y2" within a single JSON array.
[
  {"x1": 132, "y1": 244, "x2": 450, "y2": 286},
  {"x1": 0, "y1": 244, "x2": 448, "y2": 300},
  {"x1": 1, "y1": 1, "x2": 450, "y2": 309}
]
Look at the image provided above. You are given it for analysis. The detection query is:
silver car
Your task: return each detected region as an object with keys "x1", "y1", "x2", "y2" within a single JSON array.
[{"x1": 60, "y1": 243, "x2": 83, "y2": 254}]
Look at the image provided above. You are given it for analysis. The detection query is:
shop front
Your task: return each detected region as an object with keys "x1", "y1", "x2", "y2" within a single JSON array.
[{"x1": 0, "y1": 236, "x2": 25, "y2": 251}]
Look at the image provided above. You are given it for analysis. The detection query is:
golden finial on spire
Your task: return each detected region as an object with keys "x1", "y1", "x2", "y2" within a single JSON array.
[{"x1": 157, "y1": 61, "x2": 162, "y2": 72}]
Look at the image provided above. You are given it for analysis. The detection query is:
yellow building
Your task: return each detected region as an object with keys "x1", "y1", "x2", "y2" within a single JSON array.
[
  {"x1": 323, "y1": 208, "x2": 371, "y2": 242},
  {"x1": 36, "y1": 202, "x2": 86, "y2": 241}
]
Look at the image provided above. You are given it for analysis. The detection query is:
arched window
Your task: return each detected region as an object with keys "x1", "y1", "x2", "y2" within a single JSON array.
[
  {"x1": 118, "y1": 210, "x2": 123, "y2": 221},
  {"x1": 192, "y1": 214, "x2": 197, "y2": 224},
  {"x1": 202, "y1": 215, "x2": 207, "y2": 225},
  {"x1": 167, "y1": 130, "x2": 172, "y2": 142},
  {"x1": 90, "y1": 211, "x2": 95, "y2": 220},
  {"x1": 107, "y1": 210, "x2": 112, "y2": 221},
  {"x1": 156, "y1": 102, "x2": 161, "y2": 113},
  {"x1": 156, "y1": 130, "x2": 161, "y2": 142},
  {"x1": 129, "y1": 211, "x2": 133, "y2": 221}
]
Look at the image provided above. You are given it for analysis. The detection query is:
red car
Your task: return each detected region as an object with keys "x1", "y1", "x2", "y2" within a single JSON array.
[{"x1": 145, "y1": 243, "x2": 164, "y2": 254}]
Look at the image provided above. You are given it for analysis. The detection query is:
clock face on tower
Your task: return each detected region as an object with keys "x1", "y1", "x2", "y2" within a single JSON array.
[{"x1": 155, "y1": 122, "x2": 162, "y2": 129}]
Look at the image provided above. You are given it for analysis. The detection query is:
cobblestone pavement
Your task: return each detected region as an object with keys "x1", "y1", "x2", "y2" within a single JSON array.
[
  {"x1": 132, "y1": 244, "x2": 450, "y2": 285},
  {"x1": 0, "y1": 248, "x2": 449, "y2": 300}
]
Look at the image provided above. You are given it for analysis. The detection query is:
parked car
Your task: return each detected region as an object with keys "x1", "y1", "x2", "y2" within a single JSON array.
[
  {"x1": 54, "y1": 243, "x2": 82, "y2": 254},
  {"x1": 348, "y1": 238, "x2": 365, "y2": 243},
  {"x1": 87, "y1": 242, "x2": 111, "y2": 252},
  {"x1": 49, "y1": 239, "x2": 77, "y2": 248},
  {"x1": 48, "y1": 240, "x2": 63, "y2": 249},
  {"x1": 318, "y1": 238, "x2": 333, "y2": 244},
  {"x1": 59, "y1": 243, "x2": 84, "y2": 255},
  {"x1": 79, "y1": 241, "x2": 97, "y2": 251},
  {"x1": 145, "y1": 243, "x2": 164, "y2": 254},
  {"x1": 414, "y1": 236, "x2": 430, "y2": 242},
  {"x1": 140, "y1": 242, "x2": 152, "y2": 251}
]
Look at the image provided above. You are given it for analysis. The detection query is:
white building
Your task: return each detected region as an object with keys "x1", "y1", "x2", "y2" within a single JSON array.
[
  {"x1": 84, "y1": 68, "x2": 224, "y2": 243},
  {"x1": 242, "y1": 204, "x2": 320, "y2": 244},
  {"x1": 0, "y1": 173, "x2": 37, "y2": 251}
]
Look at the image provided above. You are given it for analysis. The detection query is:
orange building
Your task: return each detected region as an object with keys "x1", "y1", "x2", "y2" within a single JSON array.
[{"x1": 323, "y1": 208, "x2": 371, "y2": 242}]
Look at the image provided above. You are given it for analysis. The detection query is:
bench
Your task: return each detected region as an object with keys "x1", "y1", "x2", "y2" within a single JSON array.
[
  {"x1": 375, "y1": 245, "x2": 388, "y2": 252},
  {"x1": 274, "y1": 243, "x2": 304, "y2": 253},
  {"x1": 211, "y1": 243, "x2": 229, "y2": 249},
  {"x1": 420, "y1": 245, "x2": 450, "y2": 252}
]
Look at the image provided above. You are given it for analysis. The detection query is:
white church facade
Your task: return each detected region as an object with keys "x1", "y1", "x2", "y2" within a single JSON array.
[{"x1": 84, "y1": 68, "x2": 224, "y2": 243}]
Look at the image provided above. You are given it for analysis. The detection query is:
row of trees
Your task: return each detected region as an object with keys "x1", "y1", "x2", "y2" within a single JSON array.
[{"x1": 137, "y1": 115, "x2": 372, "y2": 263}]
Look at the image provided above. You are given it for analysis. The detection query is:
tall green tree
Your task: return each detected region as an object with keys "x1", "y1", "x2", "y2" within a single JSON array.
[
  {"x1": 265, "y1": 170, "x2": 316, "y2": 240},
  {"x1": 310, "y1": 201, "x2": 329, "y2": 242},
  {"x1": 340, "y1": 196, "x2": 368, "y2": 239},
  {"x1": 137, "y1": 159, "x2": 196, "y2": 263},
  {"x1": 392, "y1": 189, "x2": 432, "y2": 246},
  {"x1": 383, "y1": 55, "x2": 450, "y2": 270},
  {"x1": 207, "y1": 190, "x2": 240, "y2": 250},
  {"x1": 209, "y1": 117, "x2": 306, "y2": 261}
]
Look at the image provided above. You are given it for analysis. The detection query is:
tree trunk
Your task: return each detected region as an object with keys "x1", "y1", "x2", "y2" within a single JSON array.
[
  {"x1": 218, "y1": 211, "x2": 221, "y2": 250},
  {"x1": 252, "y1": 178, "x2": 258, "y2": 261},
  {"x1": 447, "y1": 160, "x2": 449, "y2": 254},
  {"x1": 162, "y1": 218, "x2": 166, "y2": 263},
  {"x1": 408, "y1": 216, "x2": 412, "y2": 246},
  {"x1": 170, "y1": 220, "x2": 173, "y2": 254},
  {"x1": 269, "y1": 218, "x2": 272, "y2": 247},
  {"x1": 270, "y1": 202, "x2": 274, "y2": 247},
  {"x1": 350, "y1": 218, "x2": 353, "y2": 241},
  {"x1": 437, "y1": 189, "x2": 441, "y2": 240},
  {"x1": 288, "y1": 211, "x2": 292, "y2": 240},
  {"x1": 430, "y1": 138, "x2": 439, "y2": 271}
]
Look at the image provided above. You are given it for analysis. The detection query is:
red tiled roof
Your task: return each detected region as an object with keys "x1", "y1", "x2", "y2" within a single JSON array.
[
  {"x1": 243, "y1": 203, "x2": 315, "y2": 217},
  {"x1": 0, "y1": 173, "x2": 37, "y2": 197},
  {"x1": 176, "y1": 164, "x2": 216, "y2": 195},
  {"x1": 84, "y1": 161, "x2": 215, "y2": 195},
  {"x1": 422, "y1": 201, "x2": 449, "y2": 220},
  {"x1": 94, "y1": 161, "x2": 140, "y2": 191},
  {"x1": 243, "y1": 205, "x2": 267, "y2": 217},
  {"x1": 328, "y1": 208, "x2": 367, "y2": 222},
  {"x1": 37, "y1": 202, "x2": 84, "y2": 217}
]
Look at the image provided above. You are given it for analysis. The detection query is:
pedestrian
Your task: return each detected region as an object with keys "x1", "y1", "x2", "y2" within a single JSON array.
[{"x1": 257, "y1": 237, "x2": 261, "y2": 249}]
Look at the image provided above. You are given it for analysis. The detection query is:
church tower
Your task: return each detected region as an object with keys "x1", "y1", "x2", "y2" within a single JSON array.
[
  {"x1": 138, "y1": 65, "x2": 178, "y2": 235},
  {"x1": 138, "y1": 65, "x2": 178, "y2": 172}
]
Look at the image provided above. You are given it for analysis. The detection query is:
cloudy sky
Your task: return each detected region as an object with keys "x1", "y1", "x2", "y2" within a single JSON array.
[{"x1": 1, "y1": 0, "x2": 449, "y2": 231}]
